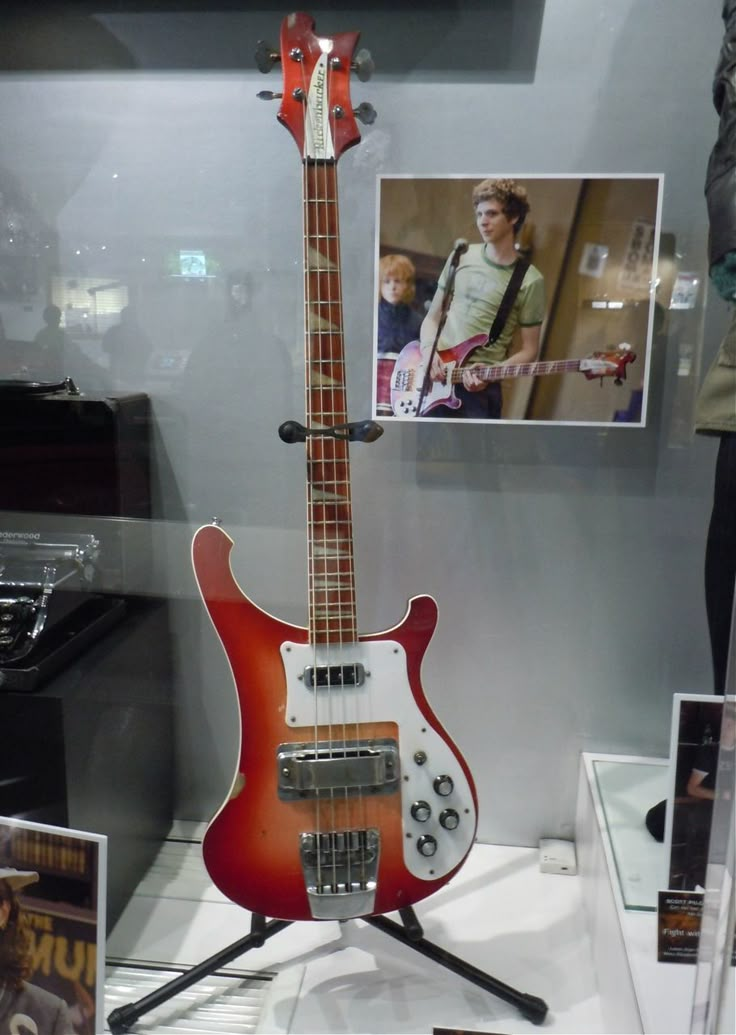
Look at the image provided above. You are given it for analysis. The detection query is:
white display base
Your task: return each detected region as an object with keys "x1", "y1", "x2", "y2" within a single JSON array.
[
  {"x1": 576, "y1": 752, "x2": 700, "y2": 1034},
  {"x1": 106, "y1": 822, "x2": 605, "y2": 1033}
]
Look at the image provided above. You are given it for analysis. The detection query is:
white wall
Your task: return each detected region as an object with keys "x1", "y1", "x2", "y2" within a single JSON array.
[{"x1": 0, "y1": 0, "x2": 729, "y2": 847}]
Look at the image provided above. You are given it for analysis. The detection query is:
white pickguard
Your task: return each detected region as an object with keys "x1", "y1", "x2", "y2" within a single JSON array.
[{"x1": 280, "y1": 639, "x2": 476, "y2": 880}]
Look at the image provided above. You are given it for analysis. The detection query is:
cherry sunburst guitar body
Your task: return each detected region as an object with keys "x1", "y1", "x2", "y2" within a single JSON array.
[
  {"x1": 193, "y1": 524, "x2": 477, "y2": 921},
  {"x1": 192, "y1": 11, "x2": 478, "y2": 925}
]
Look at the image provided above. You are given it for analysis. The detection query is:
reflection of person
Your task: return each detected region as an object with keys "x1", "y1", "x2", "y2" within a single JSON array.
[
  {"x1": 672, "y1": 712, "x2": 736, "y2": 890},
  {"x1": 420, "y1": 178, "x2": 545, "y2": 419},
  {"x1": 102, "y1": 306, "x2": 153, "y2": 388},
  {"x1": 376, "y1": 254, "x2": 422, "y2": 356},
  {"x1": 32, "y1": 305, "x2": 66, "y2": 381},
  {"x1": 697, "y1": 0, "x2": 736, "y2": 694},
  {"x1": 0, "y1": 868, "x2": 74, "y2": 1035},
  {"x1": 686, "y1": 709, "x2": 735, "y2": 804},
  {"x1": 686, "y1": 713, "x2": 735, "y2": 801}
]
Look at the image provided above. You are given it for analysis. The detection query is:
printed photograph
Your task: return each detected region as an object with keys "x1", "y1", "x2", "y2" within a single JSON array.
[
  {"x1": 373, "y1": 174, "x2": 664, "y2": 425},
  {"x1": 0, "y1": 817, "x2": 106, "y2": 1035}
]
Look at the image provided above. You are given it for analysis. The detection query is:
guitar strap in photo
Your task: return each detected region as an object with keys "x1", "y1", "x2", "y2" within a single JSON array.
[{"x1": 486, "y1": 257, "x2": 529, "y2": 344}]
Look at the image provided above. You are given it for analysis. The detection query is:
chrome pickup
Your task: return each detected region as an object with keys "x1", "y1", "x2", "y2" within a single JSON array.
[
  {"x1": 301, "y1": 827, "x2": 379, "y2": 919},
  {"x1": 303, "y1": 662, "x2": 365, "y2": 689},
  {"x1": 277, "y1": 738, "x2": 399, "y2": 800}
]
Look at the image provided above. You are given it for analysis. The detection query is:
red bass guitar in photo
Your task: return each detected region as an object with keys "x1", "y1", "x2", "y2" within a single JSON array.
[
  {"x1": 390, "y1": 338, "x2": 636, "y2": 417},
  {"x1": 191, "y1": 12, "x2": 478, "y2": 924}
]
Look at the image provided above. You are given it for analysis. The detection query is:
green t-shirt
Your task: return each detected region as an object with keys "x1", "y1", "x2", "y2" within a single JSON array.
[{"x1": 436, "y1": 243, "x2": 545, "y2": 365}]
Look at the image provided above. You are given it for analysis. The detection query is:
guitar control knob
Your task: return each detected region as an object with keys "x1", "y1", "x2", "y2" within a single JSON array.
[
  {"x1": 410, "y1": 800, "x2": 431, "y2": 823},
  {"x1": 433, "y1": 774, "x2": 454, "y2": 797},
  {"x1": 439, "y1": 808, "x2": 460, "y2": 830},
  {"x1": 416, "y1": 834, "x2": 438, "y2": 857}
]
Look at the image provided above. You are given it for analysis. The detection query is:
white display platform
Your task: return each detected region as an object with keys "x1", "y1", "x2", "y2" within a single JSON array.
[
  {"x1": 106, "y1": 823, "x2": 605, "y2": 1033},
  {"x1": 576, "y1": 752, "x2": 701, "y2": 1034},
  {"x1": 104, "y1": 755, "x2": 731, "y2": 1032}
]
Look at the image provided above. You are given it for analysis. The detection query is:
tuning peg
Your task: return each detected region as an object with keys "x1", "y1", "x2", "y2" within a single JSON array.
[
  {"x1": 352, "y1": 48, "x2": 375, "y2": 82},
  {"x1": 257, "y1": 91, "x2": 284, "y2": 101},
  {"x1": 255, "y1": 40, "x2": 280, "y2": 74},
  {"x1": 354, "y1": 102, "x2": 377, "y2": 125}
]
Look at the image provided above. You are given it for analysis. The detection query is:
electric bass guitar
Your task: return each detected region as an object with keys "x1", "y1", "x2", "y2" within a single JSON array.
[
  {"x1": 191, "y1": 11, "x2": 478, "y2": 924},
  {"x1": 390, "y1": 337, "x2": 636, "y2": 417}
]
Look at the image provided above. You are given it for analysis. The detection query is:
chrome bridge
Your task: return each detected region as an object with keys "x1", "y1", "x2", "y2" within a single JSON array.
[
  {"x1": 300, "y1": 828, "x2": 379, "y2": 919},
  {"x1": 277, "y1": 738, "x2": 399, "y2": 800}
]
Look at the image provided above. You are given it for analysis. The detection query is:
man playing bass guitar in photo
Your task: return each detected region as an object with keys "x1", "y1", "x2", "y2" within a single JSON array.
[{"x1": 420, "y1": 178, "x2": 545, "y2": 419}]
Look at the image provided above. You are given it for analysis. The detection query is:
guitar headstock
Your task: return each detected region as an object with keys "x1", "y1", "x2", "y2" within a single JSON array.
[
  {"x1": 580, "y1": 344, "x2": 637, "y2": 384},
  {"x1": 257, "y1": 11, "x2": 372, "y2": 162}
]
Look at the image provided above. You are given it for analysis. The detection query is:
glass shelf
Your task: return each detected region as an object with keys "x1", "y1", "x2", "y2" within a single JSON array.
[{"x1": 593, "y1": 758, "x2": 669, "y2": 912}]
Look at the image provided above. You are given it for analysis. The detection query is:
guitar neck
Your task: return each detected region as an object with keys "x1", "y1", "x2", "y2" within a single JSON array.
[
  {"x1": 303, "y1": 160, "x2": 357, "y2": 644},
  {"x1": 451, "y1": 357, "x2": 583, "y2": 383}
]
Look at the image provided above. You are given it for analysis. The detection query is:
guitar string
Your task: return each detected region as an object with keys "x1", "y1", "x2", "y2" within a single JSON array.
[
  {"x1": 325, "y1": 100, "x2": 366, "y2": 894},
  {"x1": 304, "y1": 63, "x2": 345, "y2": 895},
  {"x1": 316, "y1": 150, "x2": 340, "y2": 892},
  {"x1": 303, "y1": 52, "x2": 371, "y2": 899},
  {"x1": 333, "y1": 77, "x2": 372, "y2": 894},
  {"x1": 301, "y1": 68, "x2": 323, "y2": 894},
  {"x1": 323, "y1": 63, "x2": 364, "y2": 894},
  {"x1": 322, "y1": 90, "x2": 358, "y2": 892}
]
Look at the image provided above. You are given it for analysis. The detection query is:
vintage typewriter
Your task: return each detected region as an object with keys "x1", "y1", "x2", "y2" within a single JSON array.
[
  {"x1": 0, "y1": 377, "x2": 151, "y2": 691},
  {"x1": 0, "y1": 532, "x2": 126, "y2": 692}
]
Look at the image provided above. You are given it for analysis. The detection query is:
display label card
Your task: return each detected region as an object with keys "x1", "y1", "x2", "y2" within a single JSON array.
[
  {"x1": 657, "y1": 890, "x2": 705, "y2": 963},
  {"x1": 658, "y1": 890, "x2": 736, "y2": 966},
  {"x1": 670, "y1": 271, "x2": 700, "y2": 310}
]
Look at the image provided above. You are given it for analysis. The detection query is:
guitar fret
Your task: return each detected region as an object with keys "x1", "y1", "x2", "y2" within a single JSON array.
[
  {"x1": 303, "y1": 158, "x2": 358, "y2": 644},
  {"x1": 307, "y1": 316, "x2": 342, "y2": 332},
  {"x1": 311, "y1": 511, "x2": 351, "y2": 524},
  {"x1": 309, "y1": 524, "x2": 352, "y2": 538},
  {"x1": 312, "y1": 548, "x2": 351, "y2": 560},
  {"x1": 310, "y1": 490, "x2": 347, "y2": 503}
]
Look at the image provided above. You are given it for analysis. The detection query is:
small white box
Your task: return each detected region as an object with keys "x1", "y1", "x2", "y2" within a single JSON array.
[{"x1": 539, "y1": 838, "x2": 578, "y2": 875}]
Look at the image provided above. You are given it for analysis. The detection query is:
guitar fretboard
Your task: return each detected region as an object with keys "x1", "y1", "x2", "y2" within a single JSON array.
[
  {"x1": 452, "y1": 357, "x2": 582, "y2": 383},
  {"x1": 303, "y1": 160, "x2": 357, "y2": 644}
]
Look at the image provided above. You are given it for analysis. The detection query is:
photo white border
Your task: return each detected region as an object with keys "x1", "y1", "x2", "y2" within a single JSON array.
[{"x1": 372, "y1": 172, "x2": 664, "y2": 428}]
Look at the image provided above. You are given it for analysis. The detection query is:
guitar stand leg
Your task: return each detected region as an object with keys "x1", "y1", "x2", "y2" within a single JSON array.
[
  {"x1": 107, "y1": 908, "x2": 548, "y2": 1032},
  {"x1": 106, "y1": 915, "x2": 291, "y2": 1034},
  {"x1": 366, "y1": 911, "x2": 548, "y2": 1026}
]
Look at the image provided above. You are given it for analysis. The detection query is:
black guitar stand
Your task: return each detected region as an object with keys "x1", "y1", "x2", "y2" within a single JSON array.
[{"x1": 106, "y1": 904, "x2": 548, "y2": 1033}]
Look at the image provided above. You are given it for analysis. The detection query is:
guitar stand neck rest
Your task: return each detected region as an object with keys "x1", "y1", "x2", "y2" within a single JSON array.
[{"x1": 278, "y1": 418, "x2": 384, "y2": 443}]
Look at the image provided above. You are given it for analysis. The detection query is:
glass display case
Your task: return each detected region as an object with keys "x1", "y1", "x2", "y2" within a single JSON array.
[{"x1": 1, "y1": 2, "x2": 734, "y2": 1032}]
